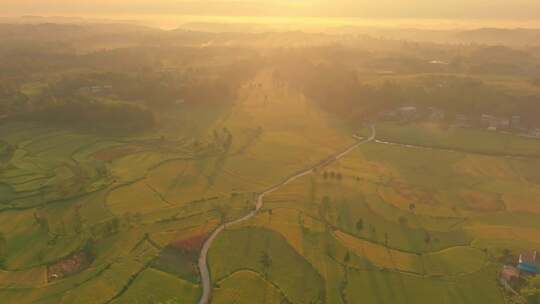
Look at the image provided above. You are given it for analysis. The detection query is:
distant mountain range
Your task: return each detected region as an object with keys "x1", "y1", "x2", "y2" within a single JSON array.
[
  {"x1": 336, "y1": 27, "x2": 540, "y2": 46},
  {"x1": 2, "y1": 16, "x2": 540, "y2": 47}
]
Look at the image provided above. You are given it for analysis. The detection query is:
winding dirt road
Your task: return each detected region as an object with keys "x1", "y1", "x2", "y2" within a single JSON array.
[{"x1": 197, "y1": 125, "x2": 376, "y2": 304}]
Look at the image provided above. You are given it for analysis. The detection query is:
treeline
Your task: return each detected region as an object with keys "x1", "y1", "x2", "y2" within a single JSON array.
[
  {"x1": 1, "y1": 45, "x2": 260, "y2": 133},
  {"x1": 41, "y1": 59, "x2": 259, "y2": 108},
  {"x1": 18, "y1": 100, "x2": 154, "y2": 134},
  {"x1": 0, "y1": 141, "x2": 15, "y2": 165},
  {"x1": 274, "y1": 57, "x2": 540, "y2": 125},
  {"x1": 0, "y1": 80, "x2": 28, "y2": 115}
]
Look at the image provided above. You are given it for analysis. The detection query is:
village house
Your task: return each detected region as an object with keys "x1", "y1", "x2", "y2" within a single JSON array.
[
  {"x1": 481, "y1": 114, "x2": 493, "y2": 124},
  {"x1": 80, "y1": 85, "x2": 113, "y2": 94},
  {"x1": 397, "y1": 106, "x2": 418, "y2": 121},
  {"x1": 380, "y1": 111, "x2": 397, "y2": 121},
  {"x1": 455, "y1": 114, "x2": 471, "y2": 127},
  {"x1": 529, "y1": 128, "x2": 540, "y2": 138},
  {"x1": 501, "y1": 265, "x2": 520, "y2": 284},
  {"x1": 481, "y1": 114, "x2": 511, "y2": 131},
  {"x1": 518, "y1": 251, "x2": 539, "y2": 275},
  {"x1": 428, "y1": 107, "x2": 445, "y2": 121},
  {"x1": 501, "y1": 119, "x2": 510, "y2": 129},
  {"x1": 499, "y1": 250, "x2": 539, "y2": 286}
]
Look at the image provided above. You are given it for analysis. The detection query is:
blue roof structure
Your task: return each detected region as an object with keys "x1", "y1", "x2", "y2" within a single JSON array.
[{"x1": 518, "y1": 263, "x2": 539, "y2": 274}]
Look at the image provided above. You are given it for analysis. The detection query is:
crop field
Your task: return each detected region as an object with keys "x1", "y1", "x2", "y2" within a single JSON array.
[
  {"x1": 1, "y1": 70, "x2": 540, "y2": 304},
  {"x1": 365, "y1": 122, "x2": 540, "y2": 157},
  {"x1": 212, "y1": 270, "x2": 286, "y2": 304},
  {"x1": 205, "y1": 124, "x2": 540, "y2": 303}
]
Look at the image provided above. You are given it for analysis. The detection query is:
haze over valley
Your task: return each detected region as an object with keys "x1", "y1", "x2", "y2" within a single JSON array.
[{"x1": 1, "y1": 2, "x2": 540, "y2": 304}]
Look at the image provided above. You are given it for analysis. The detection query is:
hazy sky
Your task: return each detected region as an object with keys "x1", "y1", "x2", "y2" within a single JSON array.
[{"x1": 4, "y1": 0, "x2": 540, "y2": 20}]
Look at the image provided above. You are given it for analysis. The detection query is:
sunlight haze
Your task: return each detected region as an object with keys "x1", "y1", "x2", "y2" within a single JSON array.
[
  {"x1": 1, "y1": 1, "x2": 540, "y2": 304},
  {"x1": 4, "y1": 0, "x2": 540, "y2": 29}
]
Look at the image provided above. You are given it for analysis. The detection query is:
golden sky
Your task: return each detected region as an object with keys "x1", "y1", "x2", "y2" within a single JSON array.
[{"x1": 4, "y1": 0, "x2": 540, "y2": 20}]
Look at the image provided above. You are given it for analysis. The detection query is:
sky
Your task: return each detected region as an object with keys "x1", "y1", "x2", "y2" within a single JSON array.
[
  {"x1": 4, "y1": 0, "x2": 540, "y2": 20},
  {"x1": 3, "y1": 0, "x2": 540, "y2": 30}
]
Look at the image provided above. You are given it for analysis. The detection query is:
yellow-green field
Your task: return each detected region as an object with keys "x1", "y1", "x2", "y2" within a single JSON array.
[{"x1": 1, "y1": 71, "x2": 539, "y2": 304}]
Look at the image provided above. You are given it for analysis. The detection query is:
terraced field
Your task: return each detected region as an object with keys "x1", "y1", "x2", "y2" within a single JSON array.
[{"x1": 1, "y1": 71, "x2": 539, "y2": 304}]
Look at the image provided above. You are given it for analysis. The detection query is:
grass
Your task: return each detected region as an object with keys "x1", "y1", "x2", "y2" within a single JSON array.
[
  {"x1": 265, "y1": 173, "x2": 471, "y2": 253},
  {"x1": 344, "y1": 264, "x2": 503, "y2": 304},
  {"x1": 110, "y1": 268, "x2": 201, "y2": 304},
  {"x1": 0, "y1": 267, "x2": 47, "y2": 288},
  {"x1": 423, "y1": 246, "x2": 487, "y2": 276},
  {"x1": 107, "y1": 180, "x2": 170, "y2": 215},
  {"x1": 334, "y1": 230, "x2": 423, "y2": 274},
  {"x1": 0, "y1": 208, "x2": 81, "y2": 270},
  {"x1": 209, "y1": 227, "x2": 325, "y2": 304},
  {"x1": 371, "y1": 122, "x2": 540, "y2": 157},
  {"x1": 213, "y1": 270, "x2": 287, "y2": 304},
  {"x1": 58, "y1": 258, "x2": 146, "y2": 304},
  {"x1": 3, "y1": 72, "x2": 540, "y2": 303}
]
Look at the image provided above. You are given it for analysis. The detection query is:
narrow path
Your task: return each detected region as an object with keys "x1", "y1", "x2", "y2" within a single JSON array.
[
  {"x1": 197, "y1": 126, "x2": 376, "y2": 304},
  {"x1": 374, "y1": 139, "x2": 540, "y2": 160}
]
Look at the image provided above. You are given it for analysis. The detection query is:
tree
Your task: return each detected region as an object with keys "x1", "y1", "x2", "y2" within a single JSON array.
[
  {"x1": 35, "y1": 212, "x2": 50, "y2": 234},
  {"x1": 83, "y1": 238, "x2": 96, "y2": 260},
  {"x1": 74, "y1": 208, "x2": 83, "y2": 234},
  {"x1": 424, "y1": 232, "x2": 431, "y2": 245},
  {"x1": 260, "y1": 252, "x2": 272, "y2": 278},
  {"x1": 111, "y1": 218, "x2": 120, "y2": 234},
  {"x1": 323, "y1": 171, "x2": 328, "y2": 180},
  {"x1": 499, "y1": 248, "x2": 514, "y2": 264},
  {"x1": 344, "y1": 251, "x2": 351, "y2": 263},
  {"x1": 409, "y1": 203, "x2": 416, "y2": 213},
  {"x1": 370, "y1": 225, "x2": 377, "y2": 239},
  {"x1": 356, "y1": 219, "x2": 364, "y2": 233}
]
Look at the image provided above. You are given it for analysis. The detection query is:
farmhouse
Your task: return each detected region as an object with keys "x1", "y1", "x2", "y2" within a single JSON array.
[
  {"x1": 80, "y1": 85, "x2": 113, "y2": 94},
  {"x1": 518, "y1": 251, "x2": 539, "y2": 275},
  {"x1": 397, "y1": 106, "x2": 418, "y2": 120},
  {"x1": 480, "y1": 114, "x2": 511, "y2": 130},
  {"x1": 501, "y1": 265, "x2": 520, "y2": 283},
  {"x1": 428, "y1": 107, "x2": 445, "y2": 121},
  {"x1": 529, "y1": 128, "x2": 540, "y2": 138},
  {"x1": 480, "y1": 114, "x2": 497, "y2": 126},
  {"x1": 454, "y1": 114, "x2": 471, "y2": 127}
]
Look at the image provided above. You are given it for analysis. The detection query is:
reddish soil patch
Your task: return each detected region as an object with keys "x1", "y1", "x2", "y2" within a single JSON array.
[
  {"x1": 47, "y1": 251, "x2": 93, "y2": 282},
  {"x1": 170, "y1": 234, "x2": 207, "y2": 252},
  {"x1": 462, "y1": 192, "x2": 504, "y2": 212},
  {"x1": 151, "y1": 234, "x2": 208, "y2": 283},
  {"x1": 92, "y1": 145, "x2": 141, "y2": 162}
]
